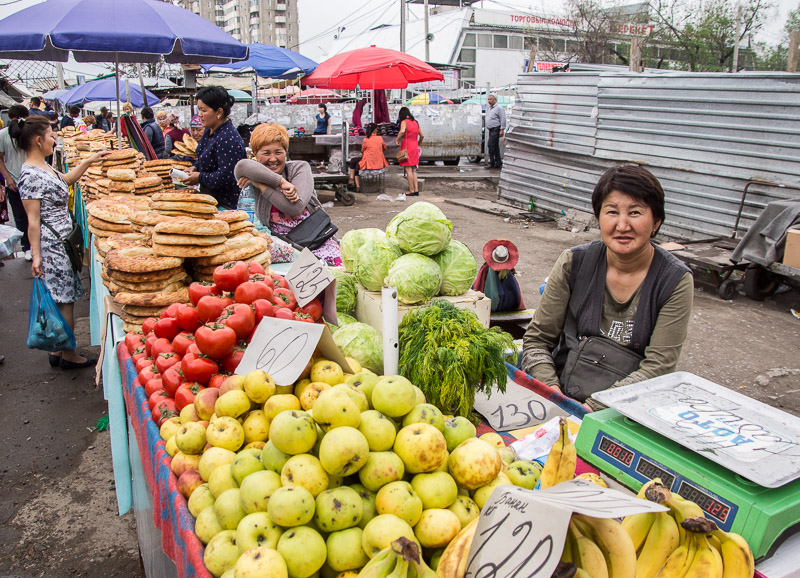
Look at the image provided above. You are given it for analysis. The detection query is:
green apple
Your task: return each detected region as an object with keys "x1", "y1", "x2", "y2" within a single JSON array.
[
  {"x1": 412, "y1": 385, "x2": 426, "y2": 405},
  {"x1": 402, "y1": 403, "x2": 444, "y2": 431},
  {"x1": 318, "y1": 426, "x2": 369, "y2": 476},
  {"x1": 447, "y1": 438, "x2": 501, "y2": 490},
  {"x1": 242, "y1": 410, "x2": 270, "y2": 445},
  {"x1": 370, "y1": 376, "x2": 416, "y2": 417},
  {"x1": 269, "y1": 410, "x2": 318, "y2": 455},
  {"x1": 410, "y1": 472, "x2": 458, "y2": 509},
  {"x1": 447, "y1": 495, "x2": 480, "y2": 528},
  {"x1": 393, "y1": 423, "x2": 447, "y2": 474},
  {"x1": 243, "y1": 369, "x2": 276, "y2": 404},
  {"x1": 188, "y1": 483, "x2": 216, "y2": 518},
  {"x1": 361, "y1": 514, "x2": 419, "y2": 558},
  {"x1": 506, "y1": 460, "x2": 543, "y2": 490},
  {"x1": 233, "y1": 545, "x2": 288, "y2": 578},
  {"x1": 326, "y1": 527, "x2": 370, "y2": 571},
  {"x1": 268, "y1": 486, "x2": 316, "y2": 527},
  {"x1": 311, "y1": 388, "x2": 361, "y2": 431},
  {"x1": 333, "y1": 383, "x2": 369, "y2": 412},
  {"x1": 195, "y1": 505, "x2": 224, "y2": 544},
  {"x1": 199, "y1": 446, "x2": 237, "y2": 482},
  {"x1": 375, "y1": 481, "x2": 423, "y2": 526},
  {"x1": 350, "y1": 484, "x2": 378, "y2": 529},
  {"x1": 206, "y1": 416, "x2": 245, "y2": 452},
  {"x1": 208, "y1": 463, "x2": 239, "y2": 498},
  {"x1": 472, "y1": 472, "x2": 513, "y2": 509},
  {"x1": 215, "y1": 389, "x2": 252, "y2": 419},
  {"x1": 203, "y1": 530, "x2": 239, "y2": 577},
  {"x1": 277, "y1": 526, "x2": 327, "y2": 578},
  {"x1": 358, "y1": 410, "x2": 396, "y2": 451},
  {"x1": 314, "y1": 486, "x2": 363, "y2": 532},
  {"x1": 310, "y1": 359, "x2": 344, "y2": 385},
  {"x1": 346, "y1": 372, "x2": 379, "y2": 406},
  {"x1": 264, "y1": 394, "x2": 301, "y2": 420},
  {"x1": 281, "y1": 454, "x2": 329, "y2": 497},
  {"x1": 261, "y1": 441, "x2": 292, "y2": 474},
  {"x1": 239, "y1": 469, "x2": 282, "y2": 514},
  {"x1": 235, "y1": 511, "x2": 283, "y2": 553},
  {"x1": 413, "y1": 509, "x2": 461, "y2": 548},
  {"x1": 442, "y1": 417, "x2": 476, "y2": 453},
  {"x1": 357, "y1": 451, "x2": 405, "y2": 492},
  {"x1": 214, "y1": 488, "x2": 247, "y2": 530},
  {"x1": 175, "y1": 421, "x2": 207, "y2": 455},
  {"x1": 231, "y1": 449, "x2": 264, "y2": 485}
]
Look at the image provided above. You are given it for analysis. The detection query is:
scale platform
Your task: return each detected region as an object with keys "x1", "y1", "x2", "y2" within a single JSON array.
[{"x1": 575, "y1": 372, "x2": 800, "y2": 561}]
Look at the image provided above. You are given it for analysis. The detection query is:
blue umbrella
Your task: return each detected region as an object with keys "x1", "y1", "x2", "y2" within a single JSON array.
[
  {"x1": 41, "y1": 88, "x2": 70, "y2": 101},
  {"x1": 58, "y1": 77, "x2": 160, "y2": 107},
  {"x1": 201, "y1": 43, "x2": 317, "y2": 79}
]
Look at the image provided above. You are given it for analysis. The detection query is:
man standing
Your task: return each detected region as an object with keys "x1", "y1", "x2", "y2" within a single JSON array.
[
  {"x1": 27, "y1": 97, "x2": 49, "y2": 118},
  {"x1": 485, "y1": 94, "x2": 506, "y2": 169},
  {"x1": 0, "y1": 104, "x2": 31, "y2": 260},
  {"x1": 60, "y1": 106, "x2": 80, "y2": 129},
  {"x1": 96, "y1": 107, "x2": 111, "y2": 132},
  {"x1": 141, "y1": 107, "x2": 166, "y2": 158}
]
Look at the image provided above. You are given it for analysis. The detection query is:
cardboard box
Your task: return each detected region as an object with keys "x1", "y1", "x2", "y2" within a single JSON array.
[
  {"x1": 354, "y1": 285, "x2": 492, "y2": 334},
  {"x1": 784, "y1": 228, "x2": 800, "y2": 269}
]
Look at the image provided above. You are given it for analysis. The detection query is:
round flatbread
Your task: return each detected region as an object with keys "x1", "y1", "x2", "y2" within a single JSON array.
[
  {"x1": 134, "y1": 176, "x2": 163, "y2": 188},
  {"x1": 182, "y1": 135, "x2": 198, "y2": 149},
  {"x1": 153, "y1": 233, "x2": 228, "y2": 246},
  {"x1": 194, "y1": 236, "x2": 269, "y2": 266},
  {"x1": 105, "y1": 246, "x2": 183, "y2": 273},
  {"x1": 152, "y1": 242, "x2": 227, "y2": 258},
  {"x1": 107, "y1": 168, "x2": 136, "y2": 181},
  {"x1": 106, "y1": 233, "x2": 147, "y2": 248},
  {"x1": 107, "y1": 279, "x2": 187, "y2": 294},
  {"x1": 248, "y1": 249, "x2": 272, "y2": 266},
  {"x1": 106, "y1": 149, "x2": 137, "y2": 161},
  {"x1": 143, "y1": 159, "x2": 173, "y2": 168},
  {"x1": 87, "y1": 215, "x2": 135, "y2": 233},
  {"x1": 129, "y1": 211, "x2": 173, "y2": 227},
  {"x1": 87, "y1": 201, "x2": 136, "y2": 224},
  {"x1": 228, "y1": 220, "x2": 255, "y2": 233},
  {"x1": 114, "y1": 288, "x2": 190, "y2": 306},
  {"x1": 103, "y1": 160, "x2": 139, "y2": 169},
  {"x1": 122, "y1": 321, "x2": 144, "y2": 333},
  {"x1": 118, "y1": 310, "x2": 154, "y2": 324},
  {"x1": 95, "y1": 178, "x2": 111, "y2": 189},
  {"x1": 88, "y1": 226, "x2": 119, "y2": 237},
  {"x1": 154, "y1": 218, "x2": 229, "y2": 236},
  {"x1": 123, "y1": 304, "x2": 167, "y2": 317},
  {"x1": 94, "y1": 236, "x2": 111, "y2": 255},
  {"x1": 216, "y1": 210, "x2": 249, "y2": 223},
  {"x1": 104, "y1": 196, "x2": 152, "y2": 211},
  {"x1": 108, "y1": 272, "x2": 188, "y2": 292},
  {"x1": 155, "y1": 210, "x2": 212, "y2": 220},
  {"x1": 151, "y1": 201, "x2": 218, "y2": 214},
  {"x1": 108, "y1": 181, "x2": 136, "y2": 193},
  {"x1": 151, "y1": 191, "x2": 217, "y2": 205},
  {"x1": 106, "y1": 265, "x2": 184, "y2": 283}
]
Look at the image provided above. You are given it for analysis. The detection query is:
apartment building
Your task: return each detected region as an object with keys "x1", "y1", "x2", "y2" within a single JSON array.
[{"x1": 183, "y1": 0, "x2": 298, "y2": 47}]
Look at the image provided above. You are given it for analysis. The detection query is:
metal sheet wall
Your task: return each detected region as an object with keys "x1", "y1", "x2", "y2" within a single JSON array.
[{"x1": 500, "y1": 71, "x2": 800, "y2": 240}]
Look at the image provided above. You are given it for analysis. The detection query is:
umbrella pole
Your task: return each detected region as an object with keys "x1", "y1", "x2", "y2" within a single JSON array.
[{"x1": 115, "y1": 56, "x2": 122, "y2": 149}]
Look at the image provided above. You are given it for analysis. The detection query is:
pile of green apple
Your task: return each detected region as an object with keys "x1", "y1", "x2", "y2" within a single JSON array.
[{"x1": 159, "y1": 359, "x2": 544, "y2": 578}]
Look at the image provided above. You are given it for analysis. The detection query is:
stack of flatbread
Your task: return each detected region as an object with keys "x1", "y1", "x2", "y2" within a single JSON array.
[
  {"x1": 172, "y1": 134, "x2": 198, "y2": 159},
  {"x1": 133, "y1": 174, "x2": 164, "y2": 196},
  {"x1": 80, "y1": 166, "x2": 105, "y2": 201},
  {"x1": 152, "y1": 217, "x2": 229, "y2": 258},
  {"x1": 86, "y1": 201, "x2": 137, "y2": 237},
  {"x1": 151, "y1": 191, "x2": 219, "y2": 220},
  {"x1": 105, "y1": 246, "x2": 189, "y2": 332},
  {"x1": 102, "y1": 148, "x2": 140, "y2": 178},
  {"x1": 190, "y1": 232, "x2": 271, "y2": 282},
  {"x1": 142, "y1": 159, "x2": 174, "y2": 190},
  {"x1": 94, "y1": 232, "x2": 147, "y2": 263},
  {"x1": 216, "y1": 210, "x2": 255, "y2": 237},
  {"x1": 106, "y1": 167, "x2": 138, "y2": 196},
  {"x1": 129, "y1": 210, "x2": 172, "y2": 240}
]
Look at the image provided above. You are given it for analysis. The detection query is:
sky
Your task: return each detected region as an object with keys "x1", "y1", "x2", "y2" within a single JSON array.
[{"x1": 0, "y1": 0, "x2": 796, "y2": 83}]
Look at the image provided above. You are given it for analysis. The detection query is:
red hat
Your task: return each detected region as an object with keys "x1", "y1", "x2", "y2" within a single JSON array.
[{"x1": 483, "y1": 239, "x2": 519, "y2": 271}]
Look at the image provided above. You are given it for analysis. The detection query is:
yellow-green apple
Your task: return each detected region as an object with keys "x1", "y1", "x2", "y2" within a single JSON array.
[
  {"x1": 447, "y1": 438, "x2": 501, "y2": 490},
  {"x1": 199, "y1": 446, "x2": 237, "y2": 481},
  {"x1": 206, "y1": 416, "x2": 245, "y2": 452},
  {"x1": 299, "y1": 382, "x2": 330, "y2": 410},
  {"x1": 333, "y1": 383, "x2": 369, "y2": 412},
  {"x1": 241, "y1": 410, "x2": 269, "y2": 445},
  {"x1": 318, "y1": 426, "x2": 369, "y2": 476},
  {"x1": 393, "y1": 423, "x2": 447, "y2": 473},
  {"x1": 232, "y1": 544, "x2": 287, "y2": 578},
  {"x1": 402, "y1": 403, "x2": 444, "y2": 431},
  {"x1": 361, "y1": 514, "x2": 419, "y2": 558},
  {"x1": 346, "y1": 372, "x2": 379, "y2": 407},
  {"x1": 357, "y1": 451, "x2": 405, "y2": 492},
  {"x1": 277, "y1": 526, "x2": 327, "y2": 578},
  {"x1": 447, "y1": 495, "x2": 480, "y2": 528},
  {"x1": 260, "y1": 440, "x2": 292, "y2": 474},
  {"x1": 269, "y1": 410, "x2": 318, "y2": 454},
  {"x1": 171, "y1": 451, "x2": 202, "y2": 477},
  {"x1": 413, "y1": 509, "x2": 461, "y2": 548},
  {"x1": 238, "y1": 469, "x2": 282, "y2": 514},
  {"x1": 350, "y1": 484, "x2": 378, "y2": 529},
  {"x1": 505, "y1": 460, "x2": 543, "y2": 490},
  {"x1": 410, "y1": 472, "x2": 458, "y2": 509},
  {"x1": 268, "y1": 486, "x2": 315, "y2": 527},
  {"x1": 280, "y1": 454, "x2": 329, "y2": 497},
  {"x1": 175, "y1": 421, "x2": 207, "y2": 455},
  {"x1": 325, "y1": 527, "x2": 370, "y2": 571},
  {"x1": 215, "y1": 390, "x2": 251, "y2": 419},
  {"x1": 195, "y1": 506, "x2": 224, "y2": 544},
  {"x1": 310, "y1": 359, "x2": 344, "y2": 385},
  {"x1": 358, "y1": 410, "x2": 396, "y2": 451},
  {"x1": 243, "y1": 369, "x2": 276, "y2": 404},
  {"x1": 370, "y1": 376, "x2": 416, "y2": 417},
  {"x1": 219, "y1": 374, "x2": 245, "y2": 394},
  {"x1": 194, "y1": 387, "x2": 221, "y2": 421},
  {"x1": 160, "y1": 416, "x2": 182, "y2": 441},
  {"x1": 263, "y1": 394, "x2": 301, "y2": 420},
  {"x1": 375, "y1": 481, "x2": 423, "y2": 526},
  {"x1": 311, "y1": 388, "x2": 361, "y2": 431},
  {"x1": 314, "y1": 487, "x2": 363, "y2": 532},
  {"x1": 214, "y1": 487, "x2": 247, "y2": 530},
  {"x1": 230, "y1": 449, "x2": 264, "y2": 485},
  {"x1": 188, "y1": 483, "x2": 216, "y2": 517},
  {"x1": 235, "y1": 511, "x2": 282, "y2": 553},
  {"x1": 442, "y1": 417, "x2": 476, "y2": 453}
]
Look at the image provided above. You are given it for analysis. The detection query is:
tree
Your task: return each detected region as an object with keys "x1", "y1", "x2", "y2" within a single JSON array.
[
  {"x1": 649, "y1": 0, "x2": 773, "y2": 71},
  {"x1": 567, "y1": 0, "x2": 620, "y2": 63},
  {"x1": 754, "y1": 3, "x2": 800, "y2": 70}
]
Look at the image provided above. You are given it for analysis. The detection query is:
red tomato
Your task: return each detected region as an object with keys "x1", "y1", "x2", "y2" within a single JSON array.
[
  {"x1": 234, "y1": 280, "x2": 274, "y2": 305},
  {"x1": 154, "y1": 317, "x2": 180, "y2": 341},
  {"x1": 222, "y1": 343, "x2": 247, "y2": 374},
  {"x1": 270, "y1": 274, "x2": 289, "y2": 290},
  {"x1": 273, "y1": 288, "x2": 297, "y2": 310},
  {"x1": 125, "y1": 333, "x2": 145, "y2": 355},
  {"x1": 162, "y1": 365, "x2": 185, "y2": 397},
  {"x1": 145, "y1": 333, "x2": 157, "y2": 357},
  {"x1": 145, "y1": 377, "x2": 165, "y2": 398},
  {"x1": 151, "y1": 337, "x2": 173, "y2": 358},
  {"x1": 208, "y1": 373, "x2": 228, "y2": 389},
  {"x1": 142, "y1": 318, "x2": 157, "y2": 334},
  {"x1": 172, "y1": 332, "x2": 196, "y2": 357},
  {"x1": 151, "y1": 398, "x2": 178, "y2": 426},
  {"x1": 155, "y1": 352, "x2": 182, "y2": 374},
  {"x1": 197, "y1": 295, "x2": 233, "y2": 323},
  {"x1": 219, "y1": 304, "x2": 256, "y2": 340},
  {"x1": 213, "y1": 261, "x2": 250, "y2": 292},
  {"x1": 175, "y1": 382, "x2": 206, "y2": 411},
  {"x1": 131, "y1": 350, "x2": 147, "y2": 365},
  {"x1": 297, "y1": 298, "x2": 323, "y2": 321},
  {"x1": 293, "y1": 311, "x2": 314, "y2": 323},
  {"x1": 186, "y1": 342, "x2": 201, "y2": 357},
  {"x1": 274, "y1": 307, "x2": 294, "y2": 320},
  {"x1": 135, "y1": 355, "x2": 154, "y2": 372},
  {"x1": 181, "y1": 353, "x2": 219, "y2": 385},
  {"x1": 160, "y1": 303, "x2": 182, "y2": 319},
  {"x1": 247, "y1": 261, "x2": 266, "y2": 275},
  {"x1": 195, "y1": 323, "x2": 238, "y2": 359},
  {"x1": 188, "y1": 282, "x2": 220, "y2": 306},
  {"x1": 175, "y1": 304, "x2": 202, "y2": 332},
  {"x1": 148, "y1": 389, "x2": 170, "y2": 410},
  {"x1": 139, "y1": 365, "x2": 159, "y2": 384},
  {"x1": 252, "y1": 299, "x2": 275, "y2": 325}
]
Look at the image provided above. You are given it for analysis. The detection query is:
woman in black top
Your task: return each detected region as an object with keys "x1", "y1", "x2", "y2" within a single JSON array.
[{"x1": 182, "y1": 86, "x2": 246, "y2": 209}]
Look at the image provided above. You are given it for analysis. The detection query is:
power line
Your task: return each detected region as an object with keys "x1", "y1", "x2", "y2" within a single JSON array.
[{"x1": 298, "y1": 0, "x2": 395, "y2": 48}]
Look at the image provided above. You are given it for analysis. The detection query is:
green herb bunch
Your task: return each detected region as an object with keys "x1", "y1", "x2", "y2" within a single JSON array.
[{"x1": 398, "y1": 300, "x2": 513, "y2": 419}]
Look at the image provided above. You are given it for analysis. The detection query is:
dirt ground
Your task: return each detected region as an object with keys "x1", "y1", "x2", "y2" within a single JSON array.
[{"x1": 0, "y1": 174, "x2": 798, "y2": 577}]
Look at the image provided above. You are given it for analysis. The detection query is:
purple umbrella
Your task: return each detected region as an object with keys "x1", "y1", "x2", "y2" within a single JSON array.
[{"x1": 59, "y1": 77, "x2": 160, "y2": 108}]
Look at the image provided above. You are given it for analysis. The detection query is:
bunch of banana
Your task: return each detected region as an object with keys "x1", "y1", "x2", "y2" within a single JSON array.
[
  {"x1": 540, "y1": 417, "x2": 577, "y2": 489},
  {"x1": 435, "y1": 517, "x2": 479, "y2": 578},
  {"x1": 360, "y1": 537, "x2": 437, "y2": 578},
  {"x1": 562, "y1": 514, "x2": 637, "y2": 578}
]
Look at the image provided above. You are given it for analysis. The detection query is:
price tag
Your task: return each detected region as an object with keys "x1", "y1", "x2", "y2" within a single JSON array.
[
  {"x1": 465, "y1": 481, "x2": 668, "y2": 578},
  {"x1": 286, "y1": 248, "x2": 334, "y2": 307},
  {"x1": 474, "y1": 377, "x2": 568, "y2": 432}
]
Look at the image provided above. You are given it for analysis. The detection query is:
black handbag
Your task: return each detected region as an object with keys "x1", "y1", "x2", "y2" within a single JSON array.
[
  {"x1": 560, "y1": 336, "x2": 644, "y2": 402},
  {"x1": 273, "y1": 199, "x2": 338, "y2": 251},
  {"x1": 42, "y1": 212, "x2": 84, "y2": 273}
]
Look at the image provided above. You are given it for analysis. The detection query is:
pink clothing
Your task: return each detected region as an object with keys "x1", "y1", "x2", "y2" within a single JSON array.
[
  {"x1": 269, "y1": 209, "x2": 342, "y2": 267},
  {"x1": 399, "y1": 119, "x2": 420, "y2": 167}
]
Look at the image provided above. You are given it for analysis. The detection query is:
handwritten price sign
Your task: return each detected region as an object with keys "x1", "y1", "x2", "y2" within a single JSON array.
[
  {"x1": 474, "y1": 377, "x2": 568, "y2": 432},
  {"x1": 286, "y1": 248, "x2": 334, "y2": 307}
]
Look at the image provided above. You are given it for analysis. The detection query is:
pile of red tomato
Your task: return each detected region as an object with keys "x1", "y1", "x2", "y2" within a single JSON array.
[{"x1": 124, "y1": 260, "x2": 324, "y2": 426}]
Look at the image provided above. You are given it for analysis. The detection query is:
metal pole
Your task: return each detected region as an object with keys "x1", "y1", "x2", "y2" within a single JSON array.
[
  {"x1": 400, "y1": 0, "x2": 406, "y2": 53},
  {"x1": 56, "y1": 63, "x2": 65, "y2": 90},
  {"x1": 251, "y1": 72, "x2": 258, "y2": 116},
  {"x1": 789, "y1": 30, "x2": 800, "y2": 72},
  {"x1": 732, "y1": 5, "x2": 742, "y2": 72},
  {"x1": 382, "y1": 286, "x2": 399, "y2": 376},
  {"x1": 137, "y1": 64, "x2": 148, "y2": 107},
  {"x1": 115, "y1": 57, "x2": 122, "y2": 148},
  {"x1": 424, "y1": 0, "x2": 430, "y2": 61}
]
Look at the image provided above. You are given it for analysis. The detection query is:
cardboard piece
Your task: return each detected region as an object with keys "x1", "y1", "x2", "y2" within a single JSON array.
[
  {"x1": 97, "y1": 295, "x2": 125, "y2": 387},
  {"x1": 465, "y1": 481, "x2": 667, "y2": 578},
  {"x1": 783, "y1": 228, "x2": 800, "y2": 268},
  {"x1": 235, "y1": 316, "x2": 352, "y2": 385},
  {"x1": 286, "y1": 247, "x2": 334, "y2": 307},
  {"x1": 474, "y1": 376, "x2": 569, "y2": 432}
]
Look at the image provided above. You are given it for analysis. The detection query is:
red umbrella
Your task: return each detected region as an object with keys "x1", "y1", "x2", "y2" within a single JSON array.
[
  {"x1": 288, "y1": 88, "x2": 345, "y2": 104},
  {"x1": 303, "y1": 46, "x2": 443, "y2": 89}
]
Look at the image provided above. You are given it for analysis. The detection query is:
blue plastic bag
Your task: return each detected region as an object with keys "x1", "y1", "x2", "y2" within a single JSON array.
[{"x1": 26, "y1": 278, "x2": 76, "y2": 352}]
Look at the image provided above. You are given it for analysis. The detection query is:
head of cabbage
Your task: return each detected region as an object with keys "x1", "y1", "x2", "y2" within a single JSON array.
[
  {"x1": 386, "y1": 202, "x2": 452, "y2": 256},
  {"x1": 354, "y1": 238, "x2": 403, "y2": 292},
  {"x1": 331, "y1": 269, "x2": 357, "y2": 312},
  {"x1": 385, "y1": 253, "x2": 443, "y2": 304},
  {"x1": 333, "y1": 322, "x2": 383, "y2": 373},
  {"x1": 340, "y1": 228, "x2": 385, "y2": 272},
  {"x1": 433, "y1": 241, "x2": 478, "y2": 296}
]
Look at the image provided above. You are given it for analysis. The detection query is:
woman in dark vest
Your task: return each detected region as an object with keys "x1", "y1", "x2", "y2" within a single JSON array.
[{"x1": 521, "y1": 165, "x2": 693, "y2": 411}]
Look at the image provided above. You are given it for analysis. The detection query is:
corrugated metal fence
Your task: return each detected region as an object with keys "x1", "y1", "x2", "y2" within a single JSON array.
[{"x1": 499, "y1": 71, "x2": 800, "y2": 240}]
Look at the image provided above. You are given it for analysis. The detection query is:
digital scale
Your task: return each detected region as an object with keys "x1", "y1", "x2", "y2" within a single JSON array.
[{"x1": 574, "y1": 372, "x2": 800, "y2": 561}]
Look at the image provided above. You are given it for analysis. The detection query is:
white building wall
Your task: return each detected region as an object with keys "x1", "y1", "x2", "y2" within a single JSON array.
[{"x1": 473, "y1": 49, "x2": 527, "y2": 89}]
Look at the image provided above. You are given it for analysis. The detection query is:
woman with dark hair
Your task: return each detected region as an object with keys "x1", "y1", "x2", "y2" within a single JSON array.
[
  {"x1": 182, "y1": 86, "x2": 246, "y2": 209},
  {"x1": 163, "y1": 113, "x2": 190, "y2": 157},
  {"x1": 348, "y1": 124, "x2": 388, "y2": 192},
  {"x1": 521, "y1": 165, "x2": 693, "y2": 410},
  {"x1": 13, "y1": 116, "x2": 108, "y2": 369},
  {"x1": 394, "y1": 107, "x2": 423, "y2": 196},
  {"x1": 314, "y1": 104, "x2": 331, "y2": 135}
]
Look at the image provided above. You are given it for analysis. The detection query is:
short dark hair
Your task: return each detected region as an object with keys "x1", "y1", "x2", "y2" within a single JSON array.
[
  {"x1": 365, "y1": 123, "x2": 376, "y2": 138},
  {"x1": 141, "y1": 107, "x2": 154, "y2": 120},
  {"x1": 69, "y1": 105, "x2": 80, "y2": 116},
  {"x1": 8, "y1": 105, "x2": 29, "y2": 120},
  {"x1": 592, "y1": 165, "x2": 666, "y2": 236},
  {"x1": 196, "y1": 86, "x2": 235, "y2": 118},
  {"x1": 398, "y1": 107, "x2": 414, "y2": 122},
  {"x1": 9, "y1": 116, "x2": 51, "y2": 152},
  {"x1": 30, "y1": 96, "x2": 41, "y2": 107}
]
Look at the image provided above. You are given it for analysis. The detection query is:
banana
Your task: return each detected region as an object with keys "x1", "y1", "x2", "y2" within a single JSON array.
[
  {"x1": 574, "y1": 514, "x2": 637, "y2": 578},
  {"x1": 622, "y1": 512, "x2": 656, "y2": 553},
  {"x1": 683, "y1": 532, "x2": 723, "y2": 578},
  {"x1": 575, "y1": 570, "x2": 591, "y2": 578},
  {"x1": 360, "y1": 547, "x2": 399, "y2": 578},
  {"x1": 391, "y1": 537, "x2": 437, "y2": 578},
  {"x1": 665, "y1": 494, "x2": 705, "y2": 544},
  {"x1": 711, "y1": 531, "x2": 755, "y2": 578},
  {"x1": 539, "y1": 417, "x2": 576, "y2": 489},
  {"x1": 637, "y1": 478, "x2": 663, "y2": 499},
  {"x1": 561, "y1": 528, "x2": 576, "y2": 564},
  {"x1": 570, "y1": 518, "x2": 610, "y2": 578},
  {"x1": 655, "y1": 532, "x2": 698, "y2": 578},
  {"x1": 435, "y1": 517, "x2": 479, "y2": 578},
  {"x1": 635, "y1": 512, "x2": 681, "y2": 578},
  {"x1": 388, "y1": 560, "x2": 409, "y2": 578}
]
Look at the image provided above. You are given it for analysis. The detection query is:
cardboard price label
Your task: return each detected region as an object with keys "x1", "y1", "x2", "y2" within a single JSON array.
[
  {"x1": 286, "y1": 248, "x2": 334, "y2": 307},
  {"x1": 465, "y1": 481, "x2": 667, "y2": 578},
  {"x1": 474, "y1": 377, "x2": 568, "y2": 432}
]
